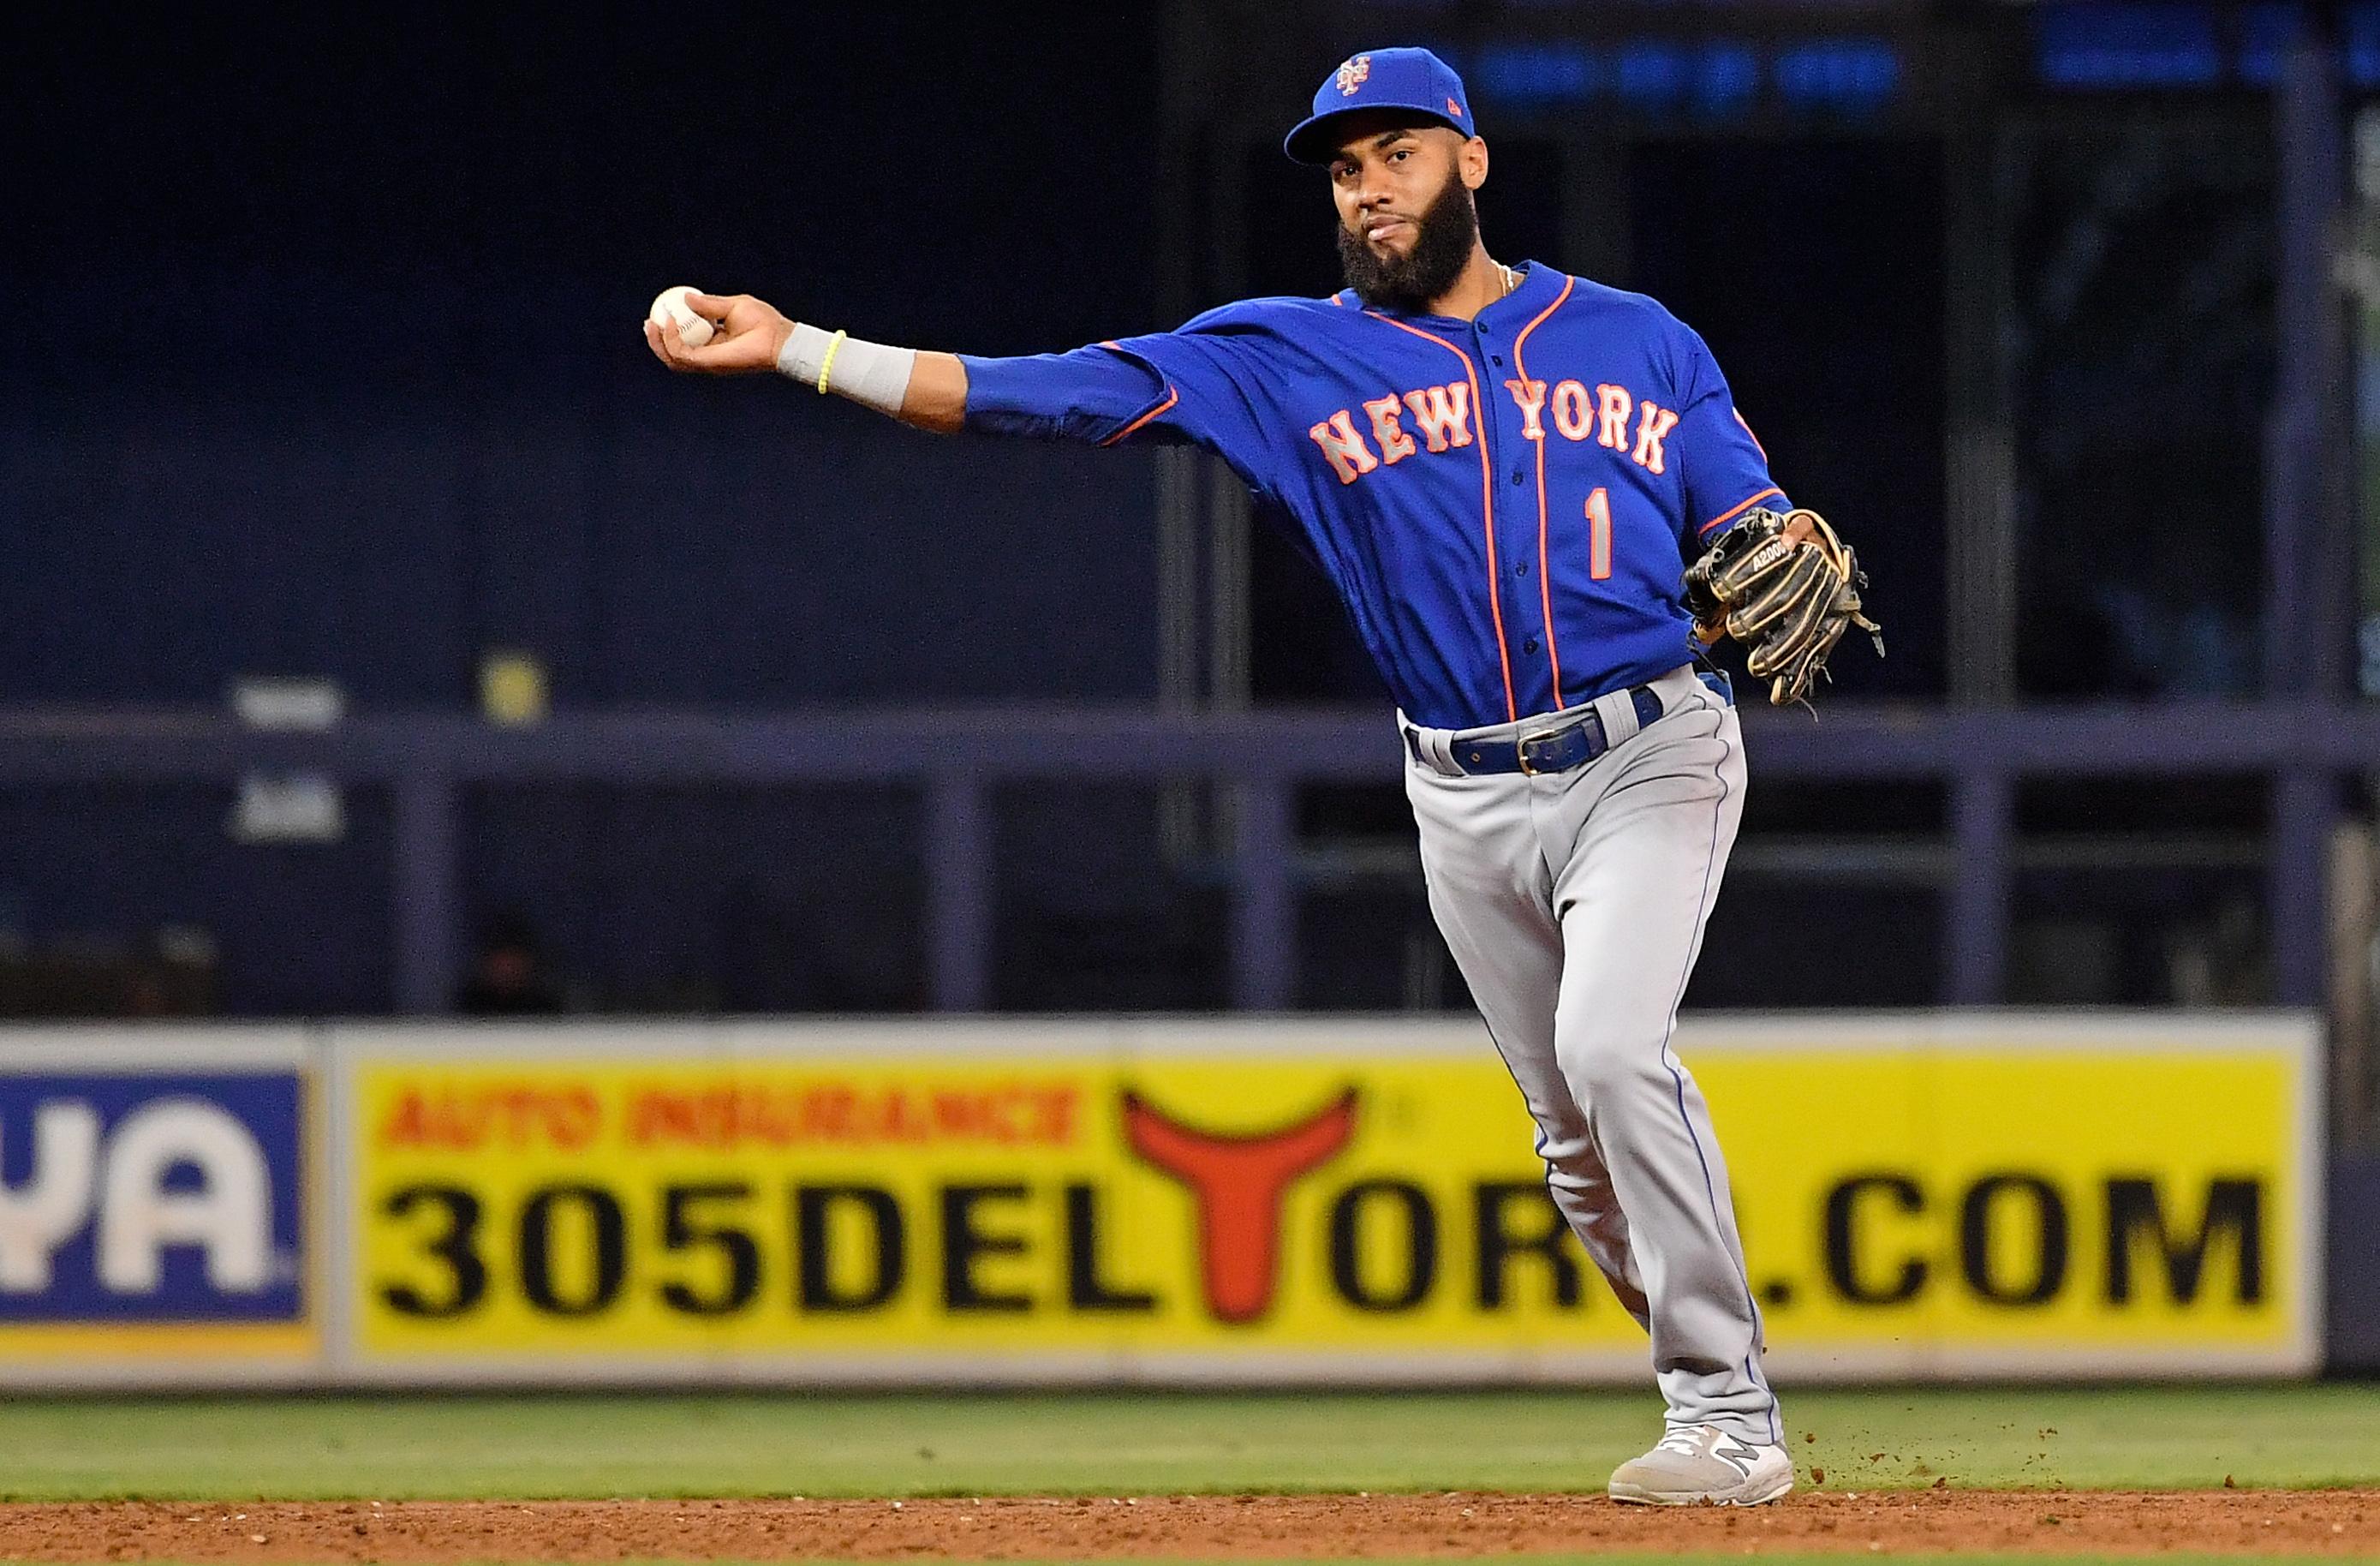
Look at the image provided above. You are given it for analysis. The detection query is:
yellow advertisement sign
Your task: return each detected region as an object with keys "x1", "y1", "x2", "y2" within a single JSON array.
[{"x1": 339, "y1": 1018, "x2": 2318, "y2": 1380}]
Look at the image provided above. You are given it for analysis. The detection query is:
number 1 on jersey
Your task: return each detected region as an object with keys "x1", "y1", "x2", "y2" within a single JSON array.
[{"x1": 1586, "y1": 487, "x2": 1613, "y2": 581}]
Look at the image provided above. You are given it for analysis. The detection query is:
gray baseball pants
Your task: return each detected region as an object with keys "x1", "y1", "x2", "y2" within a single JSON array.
[{"x1": 1401, "y1": 662, "x2": 1779, "y2": 1443}]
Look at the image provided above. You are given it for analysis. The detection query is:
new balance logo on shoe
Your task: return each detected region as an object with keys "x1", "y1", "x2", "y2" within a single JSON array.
[{"x1": 1609, "y1": 1425, "x2": 1795, "y2": 1508}]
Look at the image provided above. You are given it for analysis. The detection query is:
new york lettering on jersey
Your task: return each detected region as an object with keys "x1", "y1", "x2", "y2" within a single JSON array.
[{"x1": 959, "y1": 262, "x2": 1785, "y2": 731}]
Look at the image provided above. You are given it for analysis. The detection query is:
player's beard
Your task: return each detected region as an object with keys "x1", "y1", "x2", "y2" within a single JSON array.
[{"x1": 1336, "y1": 170, "x2": 1480, "y2": 314}]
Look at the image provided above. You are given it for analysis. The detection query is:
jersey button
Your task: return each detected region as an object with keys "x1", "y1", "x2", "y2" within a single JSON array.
[
  {"x1": 1515, "y1": 560, "x2": 1530, "y2": 577},
  {"x1": 1524, "y1": 637, "x2": 1541, "y2": 654},
  {"x1": 1512, "y1": 470, "x2": 1525, "y2": 485}
]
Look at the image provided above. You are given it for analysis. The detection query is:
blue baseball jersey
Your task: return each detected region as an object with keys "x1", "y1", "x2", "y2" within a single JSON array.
[{"x1": 959, "y1": 261, "x2": 1786, "y2": 731}]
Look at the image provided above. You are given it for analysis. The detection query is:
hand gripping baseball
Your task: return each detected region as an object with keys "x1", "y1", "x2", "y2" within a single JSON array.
[
  {"x1": 641, "y1": 290, "x2": 969, "y2": 433},
  {"x1": 642, "y1": 292, "x2": 794, "y2": 374},
  {"x1": 1683, "y1": 507, "x2": 1883, "y2": 707}
]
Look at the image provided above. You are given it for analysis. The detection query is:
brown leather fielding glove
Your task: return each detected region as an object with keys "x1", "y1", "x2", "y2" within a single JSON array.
[{"x1": 1683, "y1": 507, "x2": 1883, "y2": 707}]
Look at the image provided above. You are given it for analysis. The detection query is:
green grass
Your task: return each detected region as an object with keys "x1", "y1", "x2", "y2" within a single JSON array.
[{"x1": 0, "y1": 1386, "x2": 2371, "y2": 1501}]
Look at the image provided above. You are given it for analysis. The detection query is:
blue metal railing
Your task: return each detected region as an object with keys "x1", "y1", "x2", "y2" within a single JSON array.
[{"x1": 0, "y1": 700, "x2": 2357, "y2": 1015}]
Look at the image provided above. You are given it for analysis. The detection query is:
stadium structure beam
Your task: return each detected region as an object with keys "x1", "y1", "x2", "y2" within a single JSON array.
[
  {"x1": 2266, "y1": 5, "x2": 2351, "y2": 1008},
  {"x1": 6, "y1": 702, "x2": 2380, "y2": 1015}
]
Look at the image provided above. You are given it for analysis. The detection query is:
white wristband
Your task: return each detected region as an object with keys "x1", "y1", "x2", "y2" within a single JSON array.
[{"x1": 777, "y1": 323, "x2": 916, "y2": 416}]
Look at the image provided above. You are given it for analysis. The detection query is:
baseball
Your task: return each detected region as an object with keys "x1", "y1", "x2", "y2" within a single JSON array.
[{"x1": 647, "y1": 285, "x2": 716, "y2": 349}]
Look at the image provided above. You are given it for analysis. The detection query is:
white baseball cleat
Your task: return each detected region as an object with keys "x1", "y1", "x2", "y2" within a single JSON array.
[{"x1": 1608, "y1": 1424, "x2": 1795, "y2": 1506}]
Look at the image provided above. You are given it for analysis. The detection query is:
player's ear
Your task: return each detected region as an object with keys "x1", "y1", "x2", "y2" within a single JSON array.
[{"x1": 1460, "y1": 134, "x2": 1488, "y2": 190}]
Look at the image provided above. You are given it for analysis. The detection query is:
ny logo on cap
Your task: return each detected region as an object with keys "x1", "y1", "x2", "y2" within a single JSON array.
[{"x1": 1335, "y1": 55, "x2": 1371, "y2": 96}]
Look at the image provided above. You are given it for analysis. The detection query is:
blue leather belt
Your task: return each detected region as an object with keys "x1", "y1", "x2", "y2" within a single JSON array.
[{"x1": 1408, "y1": 672, "x2": 1731, "y2": 778}]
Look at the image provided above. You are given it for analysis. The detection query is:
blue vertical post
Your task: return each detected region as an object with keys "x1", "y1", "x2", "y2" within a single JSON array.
[
  {"x1": 2273, "y1": 768, "x2": 2332, "y2": 1007},
  {"x1": 927, "y1": 776, "x2": 992, "y2": 1012},
  {"x1": 2266, "y1": 6, "x2": 2347, "y2": 696},
  {"x1": 2264, "y1": 11, "x2": 2344, "y2": 1010},
  {"x1": 1231, "y1": 775, "x2": 1296, "y2": 1011},
  {"x1": 393, "y1": 768, "x2": 459, "y2": 1014},
  {"x1": 1946, "y1": 768, "x2": 2012, "y2": 1006}
]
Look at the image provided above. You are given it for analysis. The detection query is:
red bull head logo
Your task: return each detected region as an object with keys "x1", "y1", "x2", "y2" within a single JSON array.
[
  {"x1": 1123, "y1": 1086, "x2": 1358, "y2": 1323},
  {"x1": 1336, "y1": 55, "x2": 1372, "y2": 97}
]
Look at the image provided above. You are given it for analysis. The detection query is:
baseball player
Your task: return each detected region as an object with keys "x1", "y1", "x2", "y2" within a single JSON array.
[{"x1": 646, "y1": 46, "x2": 1876, "y2": 1507}]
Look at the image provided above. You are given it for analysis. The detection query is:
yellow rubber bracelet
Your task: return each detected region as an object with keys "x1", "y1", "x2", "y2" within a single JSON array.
[{"x1": 815, "y1": 329, "x2": 848, "y2": 395}]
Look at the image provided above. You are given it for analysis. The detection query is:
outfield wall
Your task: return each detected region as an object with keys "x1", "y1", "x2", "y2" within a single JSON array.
[{"x1": 0, "y1": 1014, "x2": 2324, "y2": 1389}]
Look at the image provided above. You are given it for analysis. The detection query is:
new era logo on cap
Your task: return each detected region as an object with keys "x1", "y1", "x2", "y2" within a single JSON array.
[{"x1": 1284, "y1": 45, "x2": 1477, "y2": 164}]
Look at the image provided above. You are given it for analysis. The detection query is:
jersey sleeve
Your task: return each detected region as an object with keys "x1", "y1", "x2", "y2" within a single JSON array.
[
  {"x1": 956, "y1": 342, "x2": 1183, "y2": 446},
  {"x1": 1670, "y1": 325, "x2": 1788, "y2": 548},
  {"x1": 957, "y1": 302, "x2": 1291, "y2": 488}
]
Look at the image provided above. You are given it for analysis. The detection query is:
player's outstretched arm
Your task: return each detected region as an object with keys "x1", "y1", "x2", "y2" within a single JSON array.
[{"x1": 642, "y1": 290, "x2": 969, "y2": 435}]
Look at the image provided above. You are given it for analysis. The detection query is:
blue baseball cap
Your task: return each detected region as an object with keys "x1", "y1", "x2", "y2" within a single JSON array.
[{"x1": 1283, "y1": 47, "x2": 1476, "y2": 165}]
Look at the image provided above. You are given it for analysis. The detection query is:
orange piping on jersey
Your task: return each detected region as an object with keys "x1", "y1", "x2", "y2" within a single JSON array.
[
  {"x1": 1733, "y1": 407, "x2": 1767, "y2": 458},
  {"x1": 1365, "y1": 308, "x2": 1517, "y2": 724},
  {"x1": 1699, "y1": 485, "x2": 1781, "y2": 535},
  {"x1": 1508, "y1": 272, "x2": 1575, "y2": 709},
  {"x1": 1101, "y1": 386, "x2": 1179, "y2": 447}
]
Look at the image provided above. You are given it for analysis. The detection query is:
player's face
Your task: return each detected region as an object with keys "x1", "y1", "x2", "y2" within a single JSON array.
[
  {"x1": 1327, "y1": 124, "x2": 1471, "y2": 260},
  {"x1": 1328, "y1": 122, "x2": 1485, "y2": 314}
]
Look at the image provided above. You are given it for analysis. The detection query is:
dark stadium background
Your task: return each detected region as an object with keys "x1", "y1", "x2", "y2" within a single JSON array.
[{"x1": 0, "y1": 3, "x2": 2311, "y2": 1024}]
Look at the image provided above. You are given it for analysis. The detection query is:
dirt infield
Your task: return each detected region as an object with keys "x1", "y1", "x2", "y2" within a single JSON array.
[{"x1": 2, "y1": 1491, "x2": 2375, "y2": 1561}]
